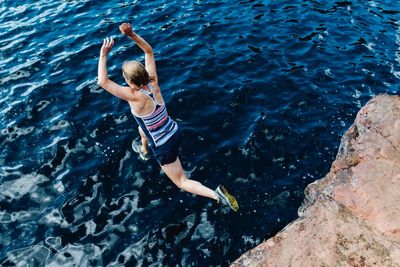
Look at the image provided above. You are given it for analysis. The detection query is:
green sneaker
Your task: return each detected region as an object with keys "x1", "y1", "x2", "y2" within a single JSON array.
[
  {"x1": 215, "y1": 185, "x2": 239, "y2": 212},
  {"x1": 132, "y1": 139, "x2": 150, "y2": 161}
]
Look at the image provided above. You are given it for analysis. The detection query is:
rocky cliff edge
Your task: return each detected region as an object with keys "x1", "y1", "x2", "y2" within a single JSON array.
[{"x1": 233, "y1": 94, "x2": 400, "y2": 267}]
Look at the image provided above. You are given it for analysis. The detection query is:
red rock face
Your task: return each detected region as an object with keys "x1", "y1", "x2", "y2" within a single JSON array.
[{"x1": 232, "y1": 94, "x2": 400, "y2": 267}]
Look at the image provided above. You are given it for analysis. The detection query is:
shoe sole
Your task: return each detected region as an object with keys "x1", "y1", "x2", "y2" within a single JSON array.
[
  {"x1": 217, "y1": 186, "x2": 239, "y2": 212},
  {"x1": 132, "y1": 139, "x2": 140, "y2": 153},
  {"x1": 132, "y1": 139, "x2": 150, "y2": 161}
]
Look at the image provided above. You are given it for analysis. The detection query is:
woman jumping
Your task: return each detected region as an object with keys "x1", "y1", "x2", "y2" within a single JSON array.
[{"x1": 97, "y1": 23, "x2": 238, "y2": 211}]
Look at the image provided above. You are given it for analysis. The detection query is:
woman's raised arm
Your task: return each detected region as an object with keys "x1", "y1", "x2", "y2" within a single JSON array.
[
  {"x1": 97, "y1": 37, "x2": 135, "y2": 101},
  {"x1": 119, "y1": 23, "x2": 158, "y2": 84}
]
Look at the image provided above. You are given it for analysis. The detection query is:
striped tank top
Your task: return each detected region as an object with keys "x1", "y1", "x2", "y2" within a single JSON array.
[{"x1": 131, "y1": 83, "x2": 178, "y2": 147}]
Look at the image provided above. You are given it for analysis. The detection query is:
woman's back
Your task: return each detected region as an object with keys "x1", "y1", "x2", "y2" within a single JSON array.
[
  {"x1": 129, "y1": 83, "x2": 178, "y2": 147},
  {"x1": 128, "y1": 82, "x2": 164, "y2": 117}
]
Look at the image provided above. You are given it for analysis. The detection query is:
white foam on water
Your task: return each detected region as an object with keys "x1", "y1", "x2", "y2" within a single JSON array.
[
  {"x1": 24, "y1": 79, "x2": 48, "y2": 97},
  {"x1": 39, "y1": 209, "x2": 69, "y2": 228},
  {"x1": 383, "y1": 81, "x2": 391, "y2": 87},
  {"x1": 191, "y1": 212, "x2": 214, "y2": 241},
  {"x1": 242, "y1": 235, "x2": 261, "y2": 247},
  {"x1": 44, "y1": 136, "x2": 94, "y2": 178},
  {"x1": 248, "y1": 172, "x2": 257, "y2": 181},
  {"x1": 48, "y1": 35, "x2": 71, "y2": 48},
  {"x1": 0, "y1": 56, "x2": 13, "y2": 68},
  {"x1": 44, "y1": 136, "x2": 69, "y2": 149},
  {"x1": 363, "y1": 43, "x2": 375, "y2": 52},
  {"x1": 89, "y1": 83, "x2": 103, "y2": 94},
  {"x1": 97, "y1": 232, "x2": 120, "y2": 254},
  {"x1": 49, "y1": 120, "x2": 70, "y2": 131},
  {"x1": 0, "y1": 173, "x2": 47, "y2": 200},
  {"x1": 388, "y1": 62, "x2": 400, "y2": 79},
  {"x1": 0, "y1": 69, "x2": 30, "y2": 85},
  {"x1": 181, "y1": 247, "x2": 192, "y2": 266},
  {"x1": 85, "y1": 220, "x2": 97, "y2": 235},
  {"x1": 48, "y1": 113, "x2": 64, "y2": 123},
  {"x1": 161, "y1": 213, "x2": 196, "y2": 246},
  {"x1": 272, "y1": 157, "x2": 285, "y2": 163},
  {"x1": 239, "y1": 146, "x2": 250, "y2": 157},
  {"x1": 49, "y1": 69, "x2": 63, "y2": 77},
  {"x1": 324, "y1": 68, "x2": 333, "y2": 78},
  {"x1": 36, "y1": 100, "x2": 51, "y2": 112},
  {"x1": 353, "y1": 89, "x2": 361, "y2": 99},
  {"x1": 0, "y1": 209, "x2": 41, "y2": 224},
  {"x1": 76, "y1": 78, "x2": 97, "y2": 91},
  {"x1": 90, "y1": 129, "x2": 98, "y2": 138},
  {"x1": 1, "y1": 57, "x2": 39, "y2": 76},
  {"x1": 73, "y1": 202, "x2": 91, "y2": 223},
  {"x1": 0, "y1": 163, "x2": 24, "y2": 172},
  {"x1": 361, "y1": 68, "x2": 374, "y2": 77},
  {"x1": 133, "y1": 171, "x2": 145, "y2": 188},
  {"x1": 353, "y1": 99, "x2": 362, "y2": 108},
  {"x1": 5, "y1": 243, "x2": 51, "y2": 267},
  {"x1": 45, "y1": 243, "x2": 103, "y2": 267},
  {"x1": 396, "y1": 26, "x2": 400, "y2": 65},
  {"x1": 107, "y1": 233, "x2": 147, "y2": 265},
  {"x1": 1, "y1": 98, "x2": 23, "y2": 119},
  {"x1": 0, "y1": 211, "x2": 12, "y2": 223},
  {"x1": 61, "y1": 79, "x2": 76, "y2": 85},
  {"x1": 389, "y1": 21, "x2": 400, "y2": 80},
  {"x1": 45, "y1": 236, "x2": 62, "y2": 250},
  {"x1": 54, "y1": 168, "x2": 69, "y2": 182},
  {"x1": 92, "y1": 191, "x2": 141, "y2": 237},
  {"x1": 118, "y1": 150, "x2": 132, "y2": 177},
  {"x1": 114, "y1": 114, "x2": 129, "y2": 125},
  {"x1": 234, "y1": 177, "x2": 249, "y2": 183},
  {"x1": 274, "y1": 134, "x2": 285, "y2": 141}
]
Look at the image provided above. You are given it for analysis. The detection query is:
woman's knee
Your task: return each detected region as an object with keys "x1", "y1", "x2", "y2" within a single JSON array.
[
  {"x1": 162, "y1": 158, "x2": 187, "y2": 188},
  {"x1": 174, "y1": 174, "x2": 188, "y2": 189}
]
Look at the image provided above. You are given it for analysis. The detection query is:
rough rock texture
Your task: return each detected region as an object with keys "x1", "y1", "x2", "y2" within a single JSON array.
[{"x1": 232, "y1": 94, "x2": 400, "y2": 267}]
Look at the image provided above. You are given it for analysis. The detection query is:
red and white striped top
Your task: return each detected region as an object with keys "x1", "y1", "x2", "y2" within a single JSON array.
[{"x1": 131, "y1": 83, "x2": 178, "y2": 147}]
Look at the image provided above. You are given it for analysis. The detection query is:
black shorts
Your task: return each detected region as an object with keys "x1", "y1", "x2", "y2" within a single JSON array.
[{"x1": 151, "y1": 128, "x2": 182, "y2": 166}]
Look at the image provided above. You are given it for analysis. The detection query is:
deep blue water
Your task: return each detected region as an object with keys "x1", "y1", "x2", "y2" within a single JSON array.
[{"x1": 0, "y1": 0, "x2": 399, "y2": 266}]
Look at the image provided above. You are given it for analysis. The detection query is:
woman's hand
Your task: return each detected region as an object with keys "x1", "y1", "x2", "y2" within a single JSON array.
[
  {"x1": 119, "y1": 23, "x2": 134, "y2": 37},
  {"x1": 100, "y1": 37, "x2": 114, "y2": 57}
]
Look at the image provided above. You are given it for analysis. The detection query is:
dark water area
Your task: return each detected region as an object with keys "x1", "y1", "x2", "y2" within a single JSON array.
[{"x1": 1, "y1": 0, "x2": 399, "y2": 266}]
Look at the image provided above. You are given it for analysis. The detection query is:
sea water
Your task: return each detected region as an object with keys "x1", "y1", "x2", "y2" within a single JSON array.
[{"x1": 1, "y1": 0, "x2": 399, "y2": 265}]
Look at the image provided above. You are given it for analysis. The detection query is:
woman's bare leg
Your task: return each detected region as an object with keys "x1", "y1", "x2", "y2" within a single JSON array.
[
  {"x1": 138, "y1": 126, "x2": 149, "y2": 154},
  {"x1": 161, "y1": 157, "x2": 218, "y2": 201}
]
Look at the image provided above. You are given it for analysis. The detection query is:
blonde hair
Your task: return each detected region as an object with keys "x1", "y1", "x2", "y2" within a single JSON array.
[{"x1": 122, "y1": 60, "x2": 153, "y2": 87}]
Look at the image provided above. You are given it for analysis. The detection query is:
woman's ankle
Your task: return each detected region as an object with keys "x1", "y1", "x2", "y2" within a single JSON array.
[{"x1": 140, "y1": 145, "x2": 149, "y2": 154}]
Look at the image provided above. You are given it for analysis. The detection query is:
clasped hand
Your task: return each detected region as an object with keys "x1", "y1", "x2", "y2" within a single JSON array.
[{"x1": 100, "y1": 23, "x2": 134, "y2": 56}]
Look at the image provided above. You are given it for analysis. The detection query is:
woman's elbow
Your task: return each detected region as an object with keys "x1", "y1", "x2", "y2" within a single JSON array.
[
  {"x1": 97, "y1": 78, "x2": 108, "y2": 88},
  {"x1": 97, "y1": 81, "x2": 104, "y2": 88},
  {"x1": 145, "y1": 47, "x2": 153, "y2": 54}
]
